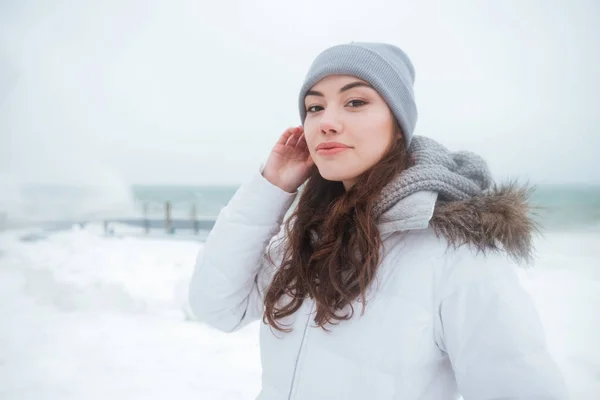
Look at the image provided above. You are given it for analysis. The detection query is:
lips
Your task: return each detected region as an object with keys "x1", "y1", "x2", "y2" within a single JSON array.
[
  {"x1": 316, "y1": 142, "x2": 350, "y2": 151},
  {"x1": 316, "y1": 142, "x2": 351, "y2": 156}
]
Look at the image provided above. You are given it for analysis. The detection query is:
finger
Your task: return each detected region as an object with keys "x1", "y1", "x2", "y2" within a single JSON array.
[
  {"x1": 276, "y1": 127, "x2": 297, "y2": 145},
  {"x1": 286, "y1": 131, "x2": 302, "y2": 147},
  {"x1": 295, "y1": 134, "x2": 308, "y2": 150},
  {"x1": 276, "y1": 126, "x2": 303, "y2": 145}
]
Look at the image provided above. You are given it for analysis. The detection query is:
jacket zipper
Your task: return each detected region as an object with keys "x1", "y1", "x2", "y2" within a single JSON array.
[{"x1": 287, "y1": 300, "x2": 314, "y2": 399}]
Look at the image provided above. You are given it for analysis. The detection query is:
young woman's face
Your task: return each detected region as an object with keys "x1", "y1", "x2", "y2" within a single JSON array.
[{"x1": 303, "y1": 75, "x2": 397, "y2": 190}]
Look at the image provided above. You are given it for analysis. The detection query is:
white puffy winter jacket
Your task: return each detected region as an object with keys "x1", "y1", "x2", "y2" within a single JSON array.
[{"x1": 189, "y1": 169, "x2": 569, "y2": 400}]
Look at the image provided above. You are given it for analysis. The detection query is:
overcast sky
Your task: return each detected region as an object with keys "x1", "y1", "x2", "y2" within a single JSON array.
[{"x1": 1, "y1": 0, "x2": 599, "y2": 187}]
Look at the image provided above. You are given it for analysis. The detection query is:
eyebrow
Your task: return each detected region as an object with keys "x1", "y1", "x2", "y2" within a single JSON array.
[{"x1": 305, "y1": 81, "x2": 373, "y2": 97}]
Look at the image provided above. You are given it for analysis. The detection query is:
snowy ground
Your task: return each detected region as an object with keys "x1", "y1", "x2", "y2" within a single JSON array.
[{"x1": 0, "y1": 224, "x2": 598, "y2": 399}]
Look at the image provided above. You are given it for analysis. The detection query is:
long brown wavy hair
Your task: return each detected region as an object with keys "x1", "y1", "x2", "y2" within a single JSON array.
[{"x1": 263, "y1": 123, "x2": 411, "y2": 332}]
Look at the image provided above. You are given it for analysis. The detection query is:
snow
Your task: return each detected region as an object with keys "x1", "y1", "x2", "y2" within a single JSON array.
[
  {"x1": 0, "y1": 224, "x2": 598, "y2": 399},
  {"x1": 0, "y1": 225, "x2": 261, "y2": 400},
  {"x1": 517, "y1": 231, "x2": 600, "y2": 397}
]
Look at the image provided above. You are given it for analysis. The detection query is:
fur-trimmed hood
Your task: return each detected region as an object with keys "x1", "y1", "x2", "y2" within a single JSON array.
[
  {"x1": 377, "y1": 184, "x2": 537, "y2": 265},
  {"x1": 376, "y1": 137, "x2": 538, "y2": 265},
  {"x1": 430, "y1": 183, "x2": 537, "y2": 264}
]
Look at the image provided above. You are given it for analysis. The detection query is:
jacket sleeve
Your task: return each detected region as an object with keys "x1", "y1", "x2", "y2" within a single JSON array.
[
  {"x1": 435, "y1": 250, "x2": 570, "y2": 399},
  {"x1": 188, "y1": 167, "x2": 297, "y2": 333}
]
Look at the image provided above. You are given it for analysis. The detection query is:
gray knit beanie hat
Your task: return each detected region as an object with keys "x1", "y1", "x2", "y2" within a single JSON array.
[{"x1": 298, "y1": 42, "x2": 418, "y2": 147}]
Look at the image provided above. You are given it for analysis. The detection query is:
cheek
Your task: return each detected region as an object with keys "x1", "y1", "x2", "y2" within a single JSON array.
[
  {"x1": 302, "y1": 123, "x2": 319, "y2": 151},
  {"x1": 356, "y1": 120, "x2": 393, "y2": 157}
]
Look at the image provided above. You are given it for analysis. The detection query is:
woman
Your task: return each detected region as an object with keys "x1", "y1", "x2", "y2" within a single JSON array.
[{"x1": 189, "y1": 42, "x2": 568, "y2": 399}]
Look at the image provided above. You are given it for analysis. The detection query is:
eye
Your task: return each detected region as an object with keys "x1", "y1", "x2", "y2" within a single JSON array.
[
  {"x1": 306, "y1": 105, "x2": 324, "y2": 113},
  {"x1": 347, "y1": 99, "x2": 366, "y2": 108}
]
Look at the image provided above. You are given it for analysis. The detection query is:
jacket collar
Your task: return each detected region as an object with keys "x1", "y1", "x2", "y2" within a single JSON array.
[{"x1": 377, "y1": 190, "x2": 438, "y2": 236}]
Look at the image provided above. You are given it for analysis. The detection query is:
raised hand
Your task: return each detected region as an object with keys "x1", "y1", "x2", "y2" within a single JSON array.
[{"x1": 262, "y1": 126, "x2": 314, "y2": 193}]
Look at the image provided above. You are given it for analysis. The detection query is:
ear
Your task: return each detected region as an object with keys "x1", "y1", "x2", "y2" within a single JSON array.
[{"x1": 394, "y1": 121, "x2": 404, "y2": 141}]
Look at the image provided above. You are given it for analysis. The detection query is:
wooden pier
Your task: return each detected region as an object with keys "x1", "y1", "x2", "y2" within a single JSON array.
[{"x1": 103, "y1": 201, "x2": 217, "y2": 236}]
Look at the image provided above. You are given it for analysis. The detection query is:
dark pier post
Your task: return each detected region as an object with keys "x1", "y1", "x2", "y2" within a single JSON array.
[
  {"x1": 143, "y1": 203, "x2": 150, "y2": 234},
  {"x1": 165, "y1": 201, "x2": 172, "y2": 234},
  {"x1": 191, "y1": 204, "x2": 199, "y2": 234}
]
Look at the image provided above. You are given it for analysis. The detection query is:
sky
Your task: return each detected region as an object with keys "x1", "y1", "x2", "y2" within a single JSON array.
[{"x1": 1, "y1": 0, "x2": 599, "y2": 187}]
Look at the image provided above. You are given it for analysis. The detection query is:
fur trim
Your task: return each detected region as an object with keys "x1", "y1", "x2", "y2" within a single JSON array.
[{"x1": 430, "y1": 182, "x2": 539, "y2": 265}]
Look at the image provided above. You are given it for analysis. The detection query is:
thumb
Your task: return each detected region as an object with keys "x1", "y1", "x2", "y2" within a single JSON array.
[{"x1": 305, "y1": 154, "x2": 314, "y2": 167}]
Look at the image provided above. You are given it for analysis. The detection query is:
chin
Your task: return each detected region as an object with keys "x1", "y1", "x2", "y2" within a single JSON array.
[{"x1": 316, "y1": 165, "x2": 360, "y2": 183}]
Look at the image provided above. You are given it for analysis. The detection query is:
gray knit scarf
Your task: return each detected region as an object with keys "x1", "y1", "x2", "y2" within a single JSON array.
[{"x1": 373, "y1": 136, "x2": 494, "y2": 220}]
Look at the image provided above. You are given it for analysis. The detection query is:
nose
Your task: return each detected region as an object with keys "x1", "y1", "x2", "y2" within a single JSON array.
[{"x1": 319, "y1": 108, "x2": 342, "y2": 135}]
